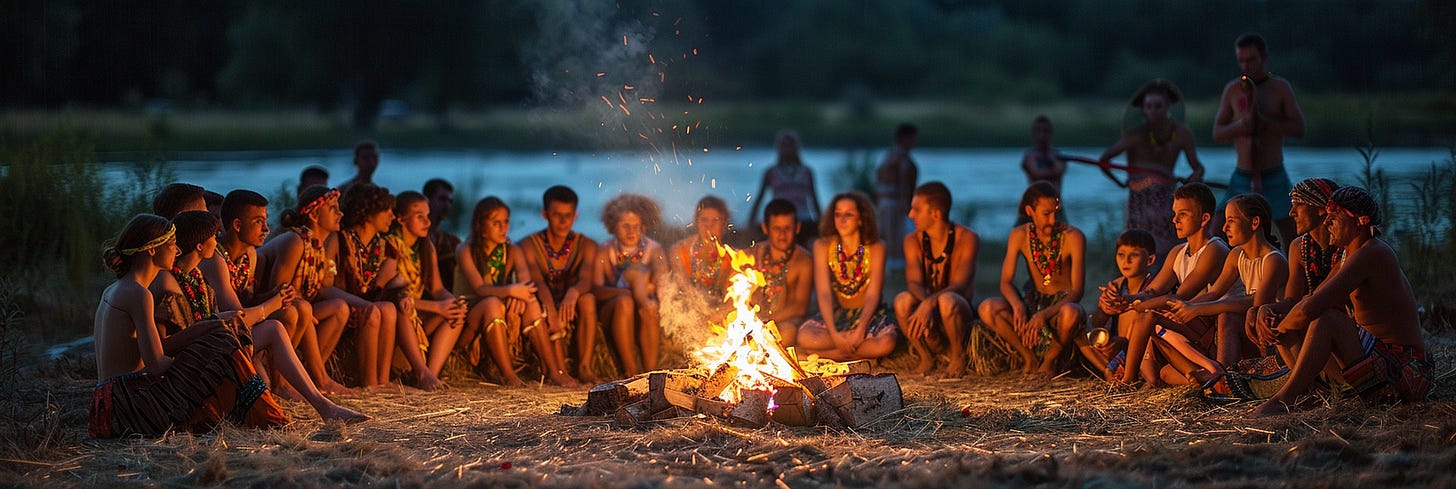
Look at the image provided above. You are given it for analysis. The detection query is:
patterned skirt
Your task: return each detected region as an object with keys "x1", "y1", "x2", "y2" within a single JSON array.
[{"x1": 89, "y1": 324, "x2": 286, "y2": 438}]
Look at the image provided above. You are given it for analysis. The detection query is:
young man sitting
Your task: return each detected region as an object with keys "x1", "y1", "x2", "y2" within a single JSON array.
[
  {"x1": 976, "y1": 181, "x2": 1086, "y2": 376},
  {"x1": 894, "y1": 182, "x2": 979, "y2": 377},
  {"x1": 1254, "y1": 187, "x2": 1432, "y2": 416}
]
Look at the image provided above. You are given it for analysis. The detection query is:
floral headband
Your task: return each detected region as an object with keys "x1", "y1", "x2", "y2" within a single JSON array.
[
  {"x1": 300, "y1": 188, "x2": 341, "y2": 216},
  {"x1": 119, "y1": 224, "x2": 176, "y2": 255}
]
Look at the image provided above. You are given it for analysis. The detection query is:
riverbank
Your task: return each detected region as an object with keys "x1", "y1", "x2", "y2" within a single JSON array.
[{"x1": 5, "y1": 93, "x2": 1453, "y2": 153}]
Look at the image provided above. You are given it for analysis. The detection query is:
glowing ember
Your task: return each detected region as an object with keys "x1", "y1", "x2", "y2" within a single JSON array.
[{"x1": 692, "y1": 246, "x2": 805, "y2": 403}]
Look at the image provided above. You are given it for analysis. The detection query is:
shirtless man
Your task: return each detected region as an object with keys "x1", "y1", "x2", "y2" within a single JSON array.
[
  {"x1": 976, "y1": 182, "x2": 1086, "y2": 375},
  {"x1": 202, "y1": 190, "x2": 348, "y2": 395},
  {"x1": 875, "y1": 123, "x2": 919, "y2": 264},
  {"x1": 338, "y1": 140, "x2": 379, "y2": 194},
  {"x1": 1214, "y1": 33, "x2": 1306, "y2": 246},
  {"x1": 895, "y1": 182, "x2": 979, "y2": 377},
  {"x1": 749, "y1": 199, "x2": 813, "y2": 348},
  {"x1": 520, "y1": 186, "x2": 602, "y2": 382},
  {"x1": 1115, "y1": 183, "x2": 1230, "y2": 385},
  {"x1": 1099, "y1": 79, "x2": 1205, "y2": 256},
  {"x1": 1253, "y1": 178, "x2": 1340, "y2": 361},
  {"x1": 1021, "y1": 116, "x2": 1067, "y2": 189},
  {"x1": 1254, "y1": 187, "x2": 1431, "y2": 415}
]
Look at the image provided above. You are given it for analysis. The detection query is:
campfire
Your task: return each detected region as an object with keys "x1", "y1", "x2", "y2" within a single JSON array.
[{"x1": 571, "y1": 246, "x2": 902, "y2": 428}]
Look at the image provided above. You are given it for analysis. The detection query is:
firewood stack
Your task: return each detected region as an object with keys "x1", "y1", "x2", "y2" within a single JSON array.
[{"x1": 570, "y1": 362, "x2": 903, "y2": 428}]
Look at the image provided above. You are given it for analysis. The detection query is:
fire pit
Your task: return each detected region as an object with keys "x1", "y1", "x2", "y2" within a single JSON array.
[{"x1": 568, "y1": 246, "x2": 903, "y2": 428}]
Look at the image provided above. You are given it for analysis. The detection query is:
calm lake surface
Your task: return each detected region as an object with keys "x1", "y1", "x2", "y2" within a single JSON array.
[{"x1": 105, "y1": 146, "x2": 1452, "y2": 242}]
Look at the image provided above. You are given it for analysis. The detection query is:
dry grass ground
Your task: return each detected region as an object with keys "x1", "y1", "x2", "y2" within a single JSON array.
[{"x1": 2, "y1": 332, "x2": 1454, "y2": 489}]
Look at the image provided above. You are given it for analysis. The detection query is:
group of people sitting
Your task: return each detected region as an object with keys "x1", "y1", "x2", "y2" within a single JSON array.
[{"x1": 88, "y1": 137, "x2": 1430, "y2": 438}]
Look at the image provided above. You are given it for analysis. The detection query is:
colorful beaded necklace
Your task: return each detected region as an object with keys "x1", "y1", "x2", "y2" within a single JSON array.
[
  {"x1": 1028, "y1": 223, "x2": 1064, "y2": 287},
  {"x1": 614, "y1": 240, "x2": 645, "y2": 274},
  {"x1": 755, "y1": 245, "x2": 793, "y2": 313},
  {"x1": 172, "y1": 267, "x2": 216, "y2": 323},
  {"x1": 690, "y1": 239, "x2": 725, "y2": 288},
  {"x1": 216, "y1": 244, "x2": 252, "y2": 296},
  {"x1": 829, "y1": 240, "x2": 868, "y2": 300},
  {"x1": 344, "y1": 229, "x2": 386, "y2": 293},
  {"x1": 1300, "y1": 233, "x2": 1342, "y2": 293},
  {"x1": 541, "y1": 231, "x2": 576, "y2": 287}
]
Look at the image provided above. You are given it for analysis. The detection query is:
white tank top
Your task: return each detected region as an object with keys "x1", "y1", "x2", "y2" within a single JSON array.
[
  {"x1": 1237, "y1": 248, "x2": 1283, "y2": 295},
  {"x1": 1171, "y1": 237, "x2": 1223, "y2": 294}
]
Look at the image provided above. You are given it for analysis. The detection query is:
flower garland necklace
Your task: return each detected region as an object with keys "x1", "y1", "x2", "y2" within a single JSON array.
[
  {"x1": 830, "y1": 240, "x2": 868, "y2": 299},
  {"x1": 920, "y1": 228, "x2": 955, "y2": 290},
  {"x1": 172, "y1": 266, "x2": 216, "y2": 323},
  {"x1": 541, "y1": 231, "x2": 575, "y2": 286},
  {"x1": 690, "y1": 238, "x2": 725, "y2": 288},
  {"x1": 345, "y1": 229, "x2": 385, "y2": 292},
  {"x1": 614, "y1": 240, "x2": 645, "y2": 273},
  {"x1": 544, "y1": 232, "x2": 575, "y2": 261},
  {"x1": 756, "y1": 246, "x2": 793, "y2": 312},
  {"x1": 216, "y1": 243, "x2": 252, "y2": 295},
  {"x1": 1028, "y1": 223, "x2": 1064, "y2": 287}
]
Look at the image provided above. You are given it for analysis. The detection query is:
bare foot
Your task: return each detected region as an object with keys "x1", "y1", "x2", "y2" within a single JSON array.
[
  {"x1": 548, "y1": 371, "x2": 581, "y2": 388},
  {"x1": 1252, "y1": 398, "x2": 1292, "y2": 417},
  {"x1": 944, "y1": 358, "x2": 967, "y2": 379},
  {"x1": 320, "y1": 403, "x2": 371, "y2": 424},
  {"x1": 413, "y1": 371, "x2": 446, "y2": 391},
  {"x1": 318, "y1": 378, "x2": 354, "y2": 396},
  {"x1": 912, "y1": 356, "x2": 936, "y2": 377},
  {"x1": 1019, "y1": 357, "x2": 1038, "y2": 374},
  {"x1": 501, "y1": 375, "x2": 528, "y2": 388}
]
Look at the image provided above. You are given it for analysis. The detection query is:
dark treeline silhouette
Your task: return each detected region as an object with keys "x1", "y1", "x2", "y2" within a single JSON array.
[{"x1": 3, "y1": 0, "x2": 1451, "y2": 128}]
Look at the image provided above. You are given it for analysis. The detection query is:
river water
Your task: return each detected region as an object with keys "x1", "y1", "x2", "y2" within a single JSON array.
[{"x1": 105, "y1": 146, "x2": 1451, "y2": 242}]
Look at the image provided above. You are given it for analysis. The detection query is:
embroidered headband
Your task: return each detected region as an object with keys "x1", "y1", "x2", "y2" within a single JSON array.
[
  {"x1": 1290, "y1": 177, "x2": 1339, "y2": 208},
  {"x1": 119, "y1": 224, "x2": 176, "y2": 255},
  {"x1": 299, "y1": 188, "x2": 340, "y2": 217},
  {"x1": 1327, "y1": 186, "x2": 1382, "y2": 236}
]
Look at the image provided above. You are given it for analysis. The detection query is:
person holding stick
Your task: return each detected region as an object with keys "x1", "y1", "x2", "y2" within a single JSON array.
[{"x1": 1091, "y1": 79, "x2": 1205, "y2": 256}]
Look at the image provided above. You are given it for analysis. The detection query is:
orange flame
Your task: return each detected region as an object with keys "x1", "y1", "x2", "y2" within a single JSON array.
[{"x1": 693, "y1": 245, "x2": 805, "y2": 403}]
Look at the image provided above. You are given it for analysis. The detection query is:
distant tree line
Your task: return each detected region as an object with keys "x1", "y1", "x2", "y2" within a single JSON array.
[{"x1": 3, "y1": 0, "x2": 1451, "y2": 128}]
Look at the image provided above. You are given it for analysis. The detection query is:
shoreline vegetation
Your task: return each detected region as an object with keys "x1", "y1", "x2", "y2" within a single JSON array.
[
  {"x1": 3, "y1": 94, "x2": 1454, "y2": 154},
  {"x1": 1, "y1": 118, "x2": 1454, "y2": 488}
]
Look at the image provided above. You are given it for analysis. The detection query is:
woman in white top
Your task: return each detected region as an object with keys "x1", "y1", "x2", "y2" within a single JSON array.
[{"x1": 1164, "y1": 193, "x2": 1288, "y2": 368}]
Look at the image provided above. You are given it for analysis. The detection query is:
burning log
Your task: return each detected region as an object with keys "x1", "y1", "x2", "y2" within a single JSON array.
[{"x1": 576, "y1": 245, "x2": 905, "y2": 429}]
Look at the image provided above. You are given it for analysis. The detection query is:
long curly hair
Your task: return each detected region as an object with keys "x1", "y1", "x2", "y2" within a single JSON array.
[
  {"x1": 601, "y1": 193, "x2": 662, "y2": 235},
  {"x1": 340, "y1": 183, "x2": 395, "y2": 229}
]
